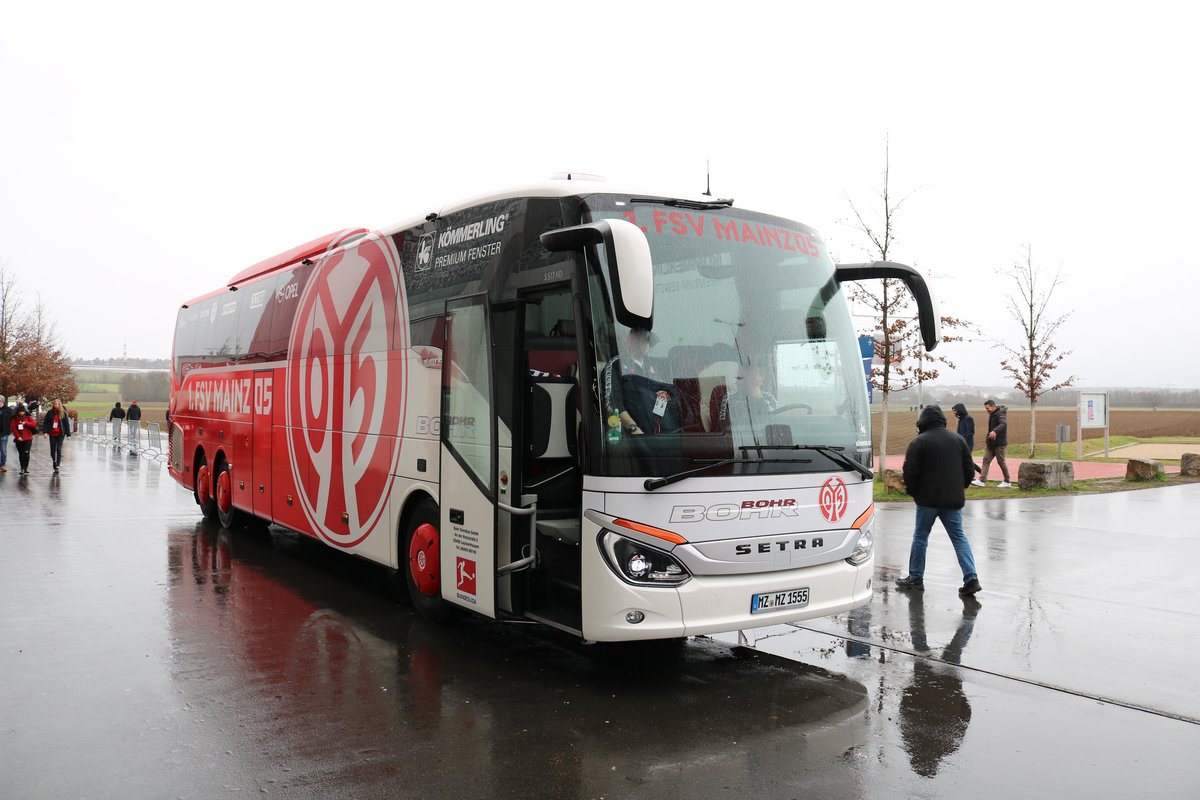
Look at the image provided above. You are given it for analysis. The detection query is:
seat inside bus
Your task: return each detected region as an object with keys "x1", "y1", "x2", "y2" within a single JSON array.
[
  {"x1": 667, "y1": 344, "x2": 739, "y2": 433},
  {"x1": 523, "y1": 301, "x2": 581, "y2": 545}
]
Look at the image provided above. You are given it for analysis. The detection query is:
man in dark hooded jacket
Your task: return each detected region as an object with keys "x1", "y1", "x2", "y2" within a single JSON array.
[
  {"x1": 952, "y1": 403, "x2": 984, "y2": 486},
  {"x1": 896, "y1": 405, "x2": 982, "y2": 595},
  {"x1": 951, "y1": 403, "x2": 975, "y2": 449}
]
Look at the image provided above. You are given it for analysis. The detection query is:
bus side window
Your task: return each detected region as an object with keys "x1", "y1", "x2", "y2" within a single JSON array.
[{"x1": 409, "y1": 316, "x2": 441, "y2": 348}]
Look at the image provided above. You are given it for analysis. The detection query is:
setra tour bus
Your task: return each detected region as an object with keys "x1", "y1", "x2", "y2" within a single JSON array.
[{"x1": 168, "y1": 175, "x2": 940, "y2": 642}]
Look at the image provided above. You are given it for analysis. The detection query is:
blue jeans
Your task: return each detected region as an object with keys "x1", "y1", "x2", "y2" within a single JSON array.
[
  {"x1": 0, "y1": 434, "x2": 8, "y2": 468},
  {"x1": 907, "y1": 505, "x2": 977, "y2": 582}
]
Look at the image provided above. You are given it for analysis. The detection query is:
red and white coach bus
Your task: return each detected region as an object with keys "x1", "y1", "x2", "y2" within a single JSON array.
[{"x1": 169, "y1": 176, "x2": 940, "y2": 642}]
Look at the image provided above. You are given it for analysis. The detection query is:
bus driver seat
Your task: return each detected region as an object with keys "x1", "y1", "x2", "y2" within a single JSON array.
[{"x1": 698, "y1": 361, "x2": 739, "y2": 432}]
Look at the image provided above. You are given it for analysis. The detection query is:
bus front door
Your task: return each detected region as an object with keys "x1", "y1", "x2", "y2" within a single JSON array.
[{"x1": 439, "y1": 295, "x2": 501, "y2": 618}]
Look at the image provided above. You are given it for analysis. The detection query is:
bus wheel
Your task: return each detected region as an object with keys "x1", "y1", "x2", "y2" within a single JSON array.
[
  {"x1": 195, "y1": 458, "x2": 217, "y2": 520},
  {"x1": 404, "y1": 500, "x2": 456, "y2": 623},
  {"x1": 215, "y1": 461, "x2": 240, "y2": 529}
]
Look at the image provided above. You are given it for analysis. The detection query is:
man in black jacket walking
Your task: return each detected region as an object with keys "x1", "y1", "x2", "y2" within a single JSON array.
[
  {"x1": 980, "y1": 399, "x2": 1012, "y2": 487},
  {"x1": 896, "y1": 405, "x2": 982, "y2": 595},
  {"x1": 109, "y1": 401, "x2": 126, "y2": 441}
]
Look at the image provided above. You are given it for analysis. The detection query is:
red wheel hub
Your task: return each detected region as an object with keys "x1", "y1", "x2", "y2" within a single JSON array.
[
  {"x1": 216, "y1": 469, "x2": 232, "y2": 513},
  {"x1": 408, "y1": 522, "x2": 440, "y2": 597},
  {"x1": 197, "y1": 464, "x2": 211, "y2": 506}
]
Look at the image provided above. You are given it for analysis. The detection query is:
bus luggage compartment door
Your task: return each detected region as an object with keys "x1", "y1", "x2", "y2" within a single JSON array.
[{"x1": 251, "y1": 369, "x2": 273, "y2": 518}]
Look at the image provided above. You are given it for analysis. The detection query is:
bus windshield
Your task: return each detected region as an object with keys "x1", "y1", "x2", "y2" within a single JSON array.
[{"x1": 581, "y1": 196, "x2": 871, "y2": 479}]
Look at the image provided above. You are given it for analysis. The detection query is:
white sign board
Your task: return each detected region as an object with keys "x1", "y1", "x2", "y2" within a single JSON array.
[{"x1": 1078, "y1": 392, "x2": 1109, "y2": 429}]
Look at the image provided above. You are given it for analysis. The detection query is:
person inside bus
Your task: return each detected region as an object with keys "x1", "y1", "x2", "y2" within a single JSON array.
[
  {"x1": 603, "y1": 327, "x2": 683, "y2": 436},
  {"x1": 716, "y1": 361, "x2": 778, "y2": 433}
]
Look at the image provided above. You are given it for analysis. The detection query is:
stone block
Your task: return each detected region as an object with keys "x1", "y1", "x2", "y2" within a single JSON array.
[
  {"x1": 1017, "y1": 460, "x2": 1075, "y2": 489},
  {"x1": 1125, "y1": 458, "x2": 1164, "y2": 481},
  {"x1": 1181, "y1": 453, "x2": 1200, "y2": 477},
  {"x1": 883, "y1": 468, "x2": 906, "y2": 494}
]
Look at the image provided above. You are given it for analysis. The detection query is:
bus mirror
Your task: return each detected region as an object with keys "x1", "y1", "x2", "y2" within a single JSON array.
[
  {"x1": 541, "y1": 219, "x2": 654, "y2": 329},
  {"x1": 835, "y1": 261, "x2": 941, "y2": 351}
]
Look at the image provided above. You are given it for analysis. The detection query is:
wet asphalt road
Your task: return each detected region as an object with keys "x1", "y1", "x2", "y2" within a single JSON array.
[{"x1": 1, "y1": 435, "x2": 1198, "y2": 799}]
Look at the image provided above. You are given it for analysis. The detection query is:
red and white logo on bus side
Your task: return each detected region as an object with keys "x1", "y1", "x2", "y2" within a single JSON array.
[
  {"x1": 818, "y1": 476, "x2": 848, "y2": 523},
  {"x1": 284, "y1": 231, "x2": 408, "y2": 547},
  {"x1": 456, "y1": 557, "x2": 477, "y2": 595}
]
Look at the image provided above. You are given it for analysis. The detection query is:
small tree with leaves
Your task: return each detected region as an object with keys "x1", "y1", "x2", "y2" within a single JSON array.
[
  {"x1": 844, "y1": 143, "x2": 966, "y2": 475},
  {"x1": 997, "y1": 245, "x2": 1075, "y2": 457}
]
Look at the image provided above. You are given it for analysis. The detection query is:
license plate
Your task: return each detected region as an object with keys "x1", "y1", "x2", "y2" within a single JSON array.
[{"x1": 750, "y1": 587, "x2": 809, "y2": 614}]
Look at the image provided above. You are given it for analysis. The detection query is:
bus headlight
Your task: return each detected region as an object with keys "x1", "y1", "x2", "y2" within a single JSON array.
[
  {"x1": 846, "y1": 529, "x2": 873, "y2": 566},
  {"x1": 600, "y1": 531, "x2": 691, "y2": 586}
]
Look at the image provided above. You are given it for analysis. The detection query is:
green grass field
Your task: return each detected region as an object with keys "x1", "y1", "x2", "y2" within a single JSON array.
[{"x1": 69, "y1": 401, "x2": 168, "y2": 428}]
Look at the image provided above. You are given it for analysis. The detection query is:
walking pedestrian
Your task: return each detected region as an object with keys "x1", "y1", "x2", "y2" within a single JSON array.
[
  {"x1": 109, "y1": 401, "x2": 126, "y2": 441},
  {"x1": 953, "y1": 403, "x2": 985, "y2": 486},
  {"x1": 0, "y1": 397, "x2": 12, "y2": 473},
  {"x1": 42, "y1": 398, "x2": 72, "y2": 473},
  {"x1": 10, "y1": 405, "x2": 38, "y2": 476},
  {"x1": 896, "y1": 404, "x2": 982, "y2": 596},
  {"x1": 980, "y1": 399, "x2": 1012, "y2": 488},
  {"x1": 126, "y1": 400, "x2": 142, "y2": 423}
]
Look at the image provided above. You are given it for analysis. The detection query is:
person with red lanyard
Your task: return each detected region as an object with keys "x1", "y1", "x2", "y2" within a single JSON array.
[
  {"x1": 42, "y1": 398, "x2": 72, "y2": 473},
  {"x1": 10, "y1": 405, "x2": 37, "y2": 475}
]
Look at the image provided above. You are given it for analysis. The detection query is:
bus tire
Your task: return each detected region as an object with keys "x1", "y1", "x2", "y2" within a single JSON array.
[
  {"x1": 403, "y1": 499, "x2": 457, "y2": 623},
  {"x1": 195, "y1": 454, "x2": 217, "y2": 520},
  {"x1": 215, "y1": 458, "x2": 242, "y2": 529}
]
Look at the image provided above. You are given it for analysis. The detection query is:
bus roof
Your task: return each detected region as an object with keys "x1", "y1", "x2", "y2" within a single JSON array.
[
  {"x1": 181, "y1": 176, "x2": 734, "y2": 307},
  {"x1": 374, "y1": 176, "x2": 733, "y2": 238},
  {"x1": 226, "y1": 228, "x2": 370, "y2": 287}
]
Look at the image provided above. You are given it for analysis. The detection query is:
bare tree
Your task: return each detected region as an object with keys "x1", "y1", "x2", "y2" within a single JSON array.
[
  {"x1": 997, "y1": 245, "x2": 1076, "y2": 457},
  {"x1": 0, "y1": 269, "x2": 78, "y2": 403},
  {"x1": 0, "y1": 260, "x2": 27, "y2": 399},
  {"x1": 844, "y1": 142, "x2": 966, "y2": 476}
]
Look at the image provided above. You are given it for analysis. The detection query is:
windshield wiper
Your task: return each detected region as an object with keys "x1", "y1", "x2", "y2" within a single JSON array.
[
  {"x1": 644, "y1": 456, "x2": 812, "y2": 491},
  {"x1": 630, "y1": 197, "x2": 735, "y2": 210},
  {"x1": 738, "y1": 444, "x2": 874, "y2": 480}
]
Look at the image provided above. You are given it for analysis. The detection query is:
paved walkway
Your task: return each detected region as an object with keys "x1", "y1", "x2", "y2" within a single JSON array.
[
  {"x1": 1108, "y1": 442, "x2": 1198, "y2": 460},
  {"x1": 876, "y1": 453, "x2": 1181, "y2": 479}
]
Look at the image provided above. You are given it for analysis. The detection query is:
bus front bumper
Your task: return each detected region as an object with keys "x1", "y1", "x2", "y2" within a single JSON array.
[{"x1": 580, "y1": 554, "x2": 874, "y2": 642}]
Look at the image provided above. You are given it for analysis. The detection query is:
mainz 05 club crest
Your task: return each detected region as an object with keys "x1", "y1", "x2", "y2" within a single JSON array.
[{"x1": 285, "y1": 231, "x2": 408, "y2": 546}]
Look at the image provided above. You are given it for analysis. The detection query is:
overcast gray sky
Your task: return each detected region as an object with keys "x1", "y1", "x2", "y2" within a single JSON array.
[{"x1": 2, "y1": 1, "x2": 1196, "y2": 390}]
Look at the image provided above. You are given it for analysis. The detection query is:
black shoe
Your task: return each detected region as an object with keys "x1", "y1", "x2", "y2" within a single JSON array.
[
  {"x1": 896, "y1": 575, "x2": 924, "y2": 590},
  {"x1": 959, "y1": 577, "x2": 982, "y2": 596}
]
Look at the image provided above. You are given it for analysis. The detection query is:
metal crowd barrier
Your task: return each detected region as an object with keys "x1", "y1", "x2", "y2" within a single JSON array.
[{"x1": 79, "y1": 416, "x2": 167, "y2": 462}]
